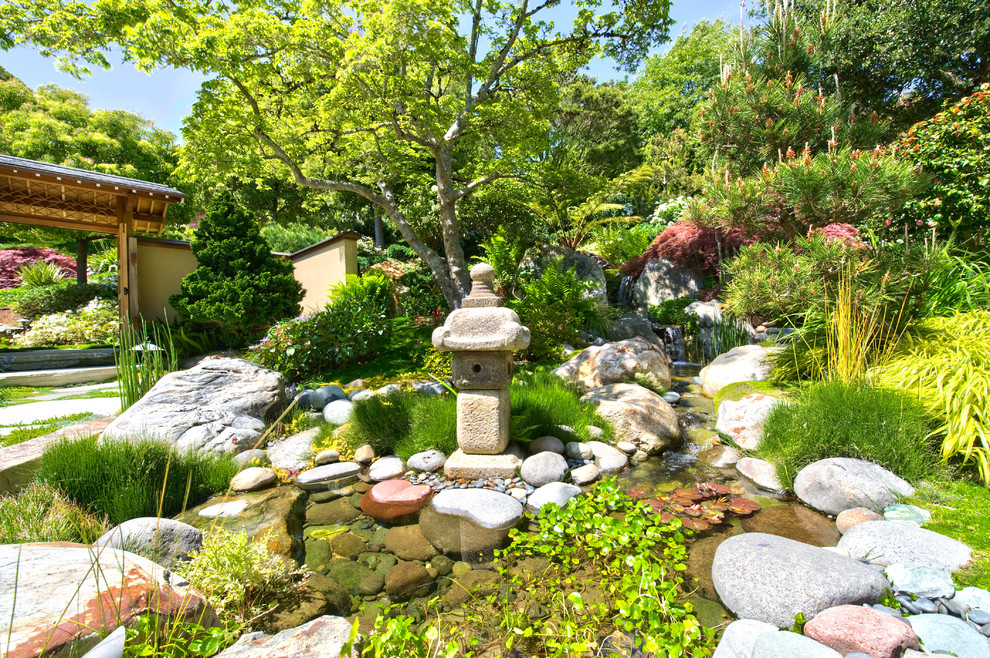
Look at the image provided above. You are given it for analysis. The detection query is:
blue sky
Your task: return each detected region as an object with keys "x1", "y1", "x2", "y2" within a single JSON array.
[{"x1": 2, "y1": 0, "x2": 742, "y2": 138}]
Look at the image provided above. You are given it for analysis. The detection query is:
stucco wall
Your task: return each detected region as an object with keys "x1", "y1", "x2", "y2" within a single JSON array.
[
  {"x1": 292, "y1": 235, "x2": 359, "y2": 312},
  {"x1": 136, "y1": 238, "x2": 198, "y2": 323}
]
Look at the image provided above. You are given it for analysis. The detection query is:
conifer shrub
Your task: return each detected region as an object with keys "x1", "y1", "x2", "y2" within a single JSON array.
[{"x1": 170, "y1": 192, "x2": 303, "y2": 347}]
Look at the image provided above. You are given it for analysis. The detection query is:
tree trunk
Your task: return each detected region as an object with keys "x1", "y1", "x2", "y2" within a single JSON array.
[
  {"x1": 434, "y1": 148, "x2": 472, "y2": 300},
  {"x1": 374, "y1": 212, "x2": 385, "y2": 249},
  {"x1": 76, "y1": 238, "x2": 88, "y2": 285}
]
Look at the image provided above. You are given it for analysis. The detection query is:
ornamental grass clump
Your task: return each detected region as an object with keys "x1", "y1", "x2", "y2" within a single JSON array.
[
  {"x1": 0, "y1": 481, "x2": 107, "y2": 543},
  {"x1": 872, "y1": 310, "x2": 990, "y2": 484},
  {"x1": 38, "y1": 437, "x2": 236, "y2": 526},
  {"x1": 756, "y1": 379, "x2": 940, "y2": 489}
]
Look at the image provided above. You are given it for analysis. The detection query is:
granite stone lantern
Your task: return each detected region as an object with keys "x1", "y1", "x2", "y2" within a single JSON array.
[{"x1": 432, "y1": 263, "x2": 530, "y2": 478}]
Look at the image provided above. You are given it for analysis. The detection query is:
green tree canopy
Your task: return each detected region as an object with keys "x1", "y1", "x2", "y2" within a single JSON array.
[
  {"x1": 170, "y1": 191, "x2": 303, "y2": 346},
  {"x1": 3, "y1": 0, "x2": 674, "y2": 308}
]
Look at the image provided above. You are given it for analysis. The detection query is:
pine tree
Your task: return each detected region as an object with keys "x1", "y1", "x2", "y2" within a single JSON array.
[{"x1": 170, "y1": 192, "x2": 303, "y2": 347}]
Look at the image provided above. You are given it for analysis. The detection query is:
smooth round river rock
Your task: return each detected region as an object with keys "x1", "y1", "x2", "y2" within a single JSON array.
[
  {"x1": 520, "y1": 451, "x2": 568, "y2": 486},
  {"x1": 419, "y1": 489, "x2": 523, "y2": 562},
  {"x1": 712, "y1": 533, "x2": 890, "y2": 628},
  {"x1": 794, "y1": 458, "x2": 914, "y2": 516},
  {"x1": 294, "y1": 462, "x2": 361, "y2": 491},
  {"x1": 836, "y1": 521, "x2": 972, "y2": 572}
]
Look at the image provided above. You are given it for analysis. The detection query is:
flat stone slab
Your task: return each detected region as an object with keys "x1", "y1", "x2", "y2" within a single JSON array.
[
  {"x1": 443, "y1": 449, "x2": 521, "y2": 479},
  {"x1": 360, "y1": 480, "x2": 433, "y2": 522},
  {"x1": 199, "y1": 500, "x2": 250, "y2": 518},
  {"x1": 267, "y1": 428, "x2": 318, "y2": 472},
  {"x1": 431, "y1": 488, "x2": 523, "y2": 530},
  {"x1": 0, "y1": 417, "x2": 114, "y2": 494},
  {"x1": 836, "y1": 521, "x2": 972, "y2": 572},
  {"x1": 0, "y1": 365, "x2": 118, "y2": 387},
  {"x1": 294, "y1": 462, "x2": 361, "y2": 491},
  {"x1": 526, "y1": 482, "x2": 581, "y2": 513}
]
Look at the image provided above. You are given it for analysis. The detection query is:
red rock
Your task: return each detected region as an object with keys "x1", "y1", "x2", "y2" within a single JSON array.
[
  {"x1": 360, "y1": 479, "x2": 432, "y2": 522},
  {"x1": 836, "y1": 507, "x2": 883, "y2": 534},
  {"x1": 804, "y1": 605, "x2": 920, "y2": 658}
]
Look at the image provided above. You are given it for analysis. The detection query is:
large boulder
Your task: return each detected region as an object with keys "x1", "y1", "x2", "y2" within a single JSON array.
[
  {"x1": 102, "y1": 358, "x2": 285, "y2": 455},
  {"x1": 0, "y1": 543, "x2": 217, "y2": 658},
  {"x1": 836, "y1": 521, "x2": 972, "y2": 572},
  {"x1": 175, "y1": 486, "x2": 305, "y2": 562},
  {"x1": 715, "y1": 394, "x2": 782, "y2": 450},
  {"x1": 794, "y1": 458, "x2": 915, "y2": 515},
  {"x1": 580, "y1": 383, "x2": 681, "y2": 455},
  {"x1": 94, "y1": 517, "x2": 203, "y2": 568},
  {"x1": 520, "y1": 245, "x2": 607, "y2": 300},
  {"x1": 699, "y1": 345, "x2": 778, "y2": 398},
  {"x1": 553, "y1": 337, "x2": 672, "y2": 391},
  {"x1": 907, "y1": 614, "x2": 990, "y2": 658},
  {"x1": 632, "y1": 258, "x2": 703, "y2": 308},
  {"x1": 711, "y1": 533, "x2": 890, "y2": 628},
  {"x1": 607, "y1": 313, "x2": 665, "y2": 350},
  {"x1": 803, "y1": 605, "x2": 920, "y2": 658},
  {"x1": 216, "y1": 615, "x2": 356, "y2": 658}
]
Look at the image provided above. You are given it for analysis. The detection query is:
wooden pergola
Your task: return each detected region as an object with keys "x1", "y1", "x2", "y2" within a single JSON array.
[{"x1": 0, "y1": 154, "x2": 187, "y2": 322}]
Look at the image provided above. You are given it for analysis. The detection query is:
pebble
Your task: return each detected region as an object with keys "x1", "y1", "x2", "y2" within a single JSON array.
[
  {"x1": 943, "y1": 597, "x2": 971, "y2": 617},
  {"x1": 896, "y1": 595, "x2": 921, "y2": 615},
  {"x1": 983, "y1": 623, "x2": 990, "y2": 637},
  {"x1": 915, "y1": 598, "x2": 938, "y2": 614},
  {"x1": 968, "y1": 610, "x2": 990, "y2": 626}
]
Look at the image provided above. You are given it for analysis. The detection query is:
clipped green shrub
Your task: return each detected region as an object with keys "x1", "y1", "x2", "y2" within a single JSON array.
[
  {"x1": 0, "y1": 481, "x2": 108, "y2": 543},
  {"x1": 13, "y1": 281, "x2": 117, "y2": 319},
  {"x1": 171, "y1": 192, "x2": 304, "y2": 347},
  {"x1": 38, "y1": 437, "x2": 237, "y2": 526},
  {"x1": 260, "y1": 223, "x2": 330, "y2": 253},
  {"x1": 756, "y1": 380, "x2": 939, "y2": 489},
  {"x1": 249, "y1": 273, "x2": 394, "y2": 381}
]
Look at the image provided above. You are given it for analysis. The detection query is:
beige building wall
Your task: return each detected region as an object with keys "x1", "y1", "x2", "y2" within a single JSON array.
[
  {"x1": 291, "y1": 233, "x2": 360, "y2": 312},
  {"x1": 136, "y1": 238, "x2": 198, "y2": 323}
]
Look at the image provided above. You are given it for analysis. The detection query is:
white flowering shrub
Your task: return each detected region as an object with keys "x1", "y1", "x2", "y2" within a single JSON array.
[
  {"x1": 13, "y1": 298, "x2": 120, "y2": 348},
  {"x1": 177, "y1": 529, "x2": 309, "y2": 629}
]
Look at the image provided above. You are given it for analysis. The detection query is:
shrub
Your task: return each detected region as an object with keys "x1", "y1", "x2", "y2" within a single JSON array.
[
  {"x1": 13, "y1": 281, "x2": 116, "y2": 319},
  {"x1": 249, "y1": 273, "x2": 394, "y2": 381},
  {"x1": 178, "y1": 528, "x2": 309, "y2": 630},
  {"x1": 419, "y1": 348, "x2": 452, "y2": 379},
  {"x1": 16, "y1": 260, "x2": 68, "y2": 287},
  {"x1": 396, "y1": 264, "x2": 447, "y2": 321},
  {"x1": 510, "y1": 372, "x2": 614, "y2": 444},
  {"x1": 170, "y1": 192, "x2": 304, "y2": 348},
  {"x1": 0, "y1": 482, "x2": 108, "y2": 543},
  {"x1": 621, "y1": 220, "x2": 748, "y2": 279},
  {"x1": 0, "y1": 247, "x2": 76, "y2": 289},
  {"x1": 259, "y1": 223, "x2": 330, "y2": 253},
  {"x1": 756, "y1": 380, "x2": 940, "y2": 490},
  {"x1": 479, "y1": 225, "x2": 529, "y2": 295},
  {"x1": 649, "y1": 297, "x2": 700, "y2": 335},
  {"x1": 38, "y1": 437, "x2": 237, "y2": 526},
  {"x1": 872, "y1": 311, "x2": 990, "y2": 483},
  {"x1": 509, "y1": 258, "x2": 616, "y2": 361},
  {"x1": 587, "y1": 224, "x2": 654, "y2": 267},
  {"x1": 13, "y1": 298, "x2": 120, "y2": 348}
]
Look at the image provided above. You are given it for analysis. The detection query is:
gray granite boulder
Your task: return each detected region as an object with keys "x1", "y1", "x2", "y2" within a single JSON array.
[
  {"x1": 715, "y1": 394, "x2": 782, "y2": 450},
  {"x1": 712, "y1": 533, "x2": 890, "y2": 628},
  {"x1": 521, "y1": 245, "x2": 606, "y2": 300},
  {"x1": 907, "y1": 614, "x2": 990, "y2": 658},
  {"x1": 102, "y1": 358, "x2": 284, "y2": 454},
  {"x1": 836, "y1": 521, "x2": 972, "y2": 572},
  {"x1": 580, "y1": 383, "x2": 680, "y2": 454},
  {"x1": 95, "y1": 517, "x2": 203, "y2": 568},
  {"x1": 794, "y1": 458, "x2": 915, "y2": 515},
  {"x1": 520, "y1": 452, "x2": 568, "y2": 486},
  {"x1": 699, "y1": 345, "x2": 777, "y2": 398},
  {"x1": 712, "y1": 619, "x2": 777, "y2": 658},
  {"x1": 607, "y1": 313, "x2": 665, "y2": 350},
  {"x1": 216, "y1": 615, "x2": 355, "y2": 657},
  {"x1": 751, "y1": 631, "x2": 842, "y2": 658},
  {"x1": 632, "y1": 258, "x2": 703, "y2": 308},
  {"x1": 267, "y1": 428, "x2": 317, "y2": 472},
  {"x1": 553, "y1": 337, "x2": 672, "y2": 391}
]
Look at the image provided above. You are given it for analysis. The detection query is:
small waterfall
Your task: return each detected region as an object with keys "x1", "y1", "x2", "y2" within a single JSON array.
[
  {"x1": 660, "y1": 325, "x2": 687, "y2": 362},
  {"x1": 617, "y1": 276, "x2": 635, "y2": 306}
]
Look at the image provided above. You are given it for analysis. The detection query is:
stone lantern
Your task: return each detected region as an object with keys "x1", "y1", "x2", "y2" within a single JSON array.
[{"x1": 432, "y1": 263, "x2": 530, "y2": 478}]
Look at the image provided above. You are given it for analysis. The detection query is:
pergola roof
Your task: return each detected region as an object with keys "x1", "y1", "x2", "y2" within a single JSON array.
[{"x1": 0, "y1": 154, "x2": 187, "y2": 234}]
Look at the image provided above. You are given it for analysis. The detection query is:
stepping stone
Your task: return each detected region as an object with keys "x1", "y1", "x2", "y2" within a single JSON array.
[
  {"x1": 360, "y1": 480, "x2": 432, "y2": 522},
  {"x1": 294, "y1": 462, "x2": 361, "y2": 491},
  {"x1": 230, "y1": 466, "x2": 277, "y2": 492},
  {"x1": 314, "y1": 449, "x2": 339, "y2": 465},
  {"x1": 267, "y1": 428, "x2": 318, "y2": 472},
  {"x1": 419, "y1": 489, "x2": 523, "y2": 561}
]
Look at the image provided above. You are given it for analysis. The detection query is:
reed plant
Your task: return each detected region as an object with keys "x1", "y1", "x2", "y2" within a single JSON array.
[{"x1": 116, "y1": 318, "x2": 178, "y2": 409}]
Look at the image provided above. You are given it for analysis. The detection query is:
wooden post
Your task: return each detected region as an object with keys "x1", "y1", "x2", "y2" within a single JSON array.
[{"x1": 116, "y1": 196, "x2": 136, "y2": 325}]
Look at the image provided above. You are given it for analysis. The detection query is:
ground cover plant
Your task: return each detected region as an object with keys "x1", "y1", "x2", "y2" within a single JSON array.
[
  {"x1": 38, "y1": 437, "x2": 236, "y2": 525},
  {"x1": 756, "y1": 379, "x2": 940, "y2": 489},
  {"x1": 0, "y1": 481, "x2": 107, "y2": 543},
  {"x1": 12, "y1": 298, "x2": 119, "y2": 348},
  {"x1": 13, "y1": 281, "x2": 116, "y2": 320}
]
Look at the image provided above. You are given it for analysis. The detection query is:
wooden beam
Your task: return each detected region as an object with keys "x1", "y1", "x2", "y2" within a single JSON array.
[
  {"x1": 0, "y1": 189, "x2": 116, "y2": 216},
  {"x1": 0, "y1": 212, "x2": 118, "y2": 234}
]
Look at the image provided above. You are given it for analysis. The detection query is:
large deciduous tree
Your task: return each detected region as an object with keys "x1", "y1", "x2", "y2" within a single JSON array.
[{"x1": 3, "y1": 0, "x2": 674, "y2": 308}]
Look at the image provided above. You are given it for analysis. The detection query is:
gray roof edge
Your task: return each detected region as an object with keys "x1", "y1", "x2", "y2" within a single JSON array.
[{"x1": 0, "y1": 153, "x2": 187, "y2": 199}]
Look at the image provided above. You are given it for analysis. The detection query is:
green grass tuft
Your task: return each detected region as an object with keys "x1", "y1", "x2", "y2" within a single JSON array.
[
  {"x1": 38, "y1": 437, "x2": 237, "y2": 526},
  {"x1": 756, "y1": 379, "x2": 941, "y2": 489},
  {"x1": 712, "y1": 380, "x2": 788, "y2": 412},
  {"x1": 0, "y1": 481, "x2": 108, "y2": 543}
]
